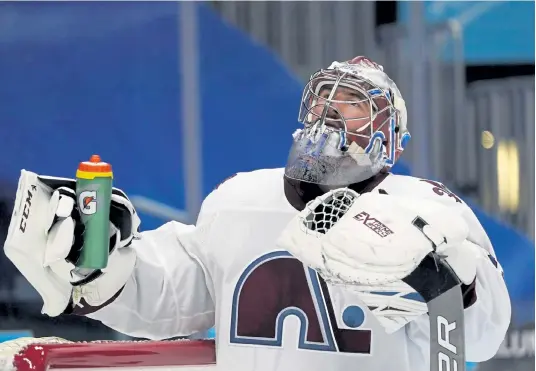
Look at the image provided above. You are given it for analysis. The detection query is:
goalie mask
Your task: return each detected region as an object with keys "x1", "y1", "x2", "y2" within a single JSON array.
[{"x1": 285, "y1": 56, "x2": 411, "y2": 186}]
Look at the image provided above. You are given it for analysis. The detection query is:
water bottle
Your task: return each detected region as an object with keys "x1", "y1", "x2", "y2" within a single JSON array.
[{"x1": 75, "y1": 154, "x2": 113, "y2": 272}]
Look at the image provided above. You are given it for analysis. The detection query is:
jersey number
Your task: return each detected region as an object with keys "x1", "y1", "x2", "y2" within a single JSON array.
[{"x1": 230, "y1": 251, "x2": 372, "y2": 354}]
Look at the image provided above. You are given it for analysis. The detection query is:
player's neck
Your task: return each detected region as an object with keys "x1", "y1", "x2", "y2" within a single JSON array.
[{"x1": 283, "y1": 172, "x2": 390, "y2": 211}]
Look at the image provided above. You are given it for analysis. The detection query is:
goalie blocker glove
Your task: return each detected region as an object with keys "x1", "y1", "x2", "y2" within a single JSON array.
[
  {"x1": 3, "y1": 170, "x2": 140, "y2": 317},
  {"x1": 277, "y1": 188, "x2": 484, "y2": 333}
]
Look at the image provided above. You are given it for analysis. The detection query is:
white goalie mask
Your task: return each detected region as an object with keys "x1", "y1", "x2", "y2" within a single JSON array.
[{"x1": 285, "y1": 56, "x2": 411, "y2": 186}]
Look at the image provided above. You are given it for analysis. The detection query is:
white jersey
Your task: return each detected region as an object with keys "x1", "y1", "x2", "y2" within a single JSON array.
[{"x1": 88, "y1": 168, "x2": 510, "y2": 371}]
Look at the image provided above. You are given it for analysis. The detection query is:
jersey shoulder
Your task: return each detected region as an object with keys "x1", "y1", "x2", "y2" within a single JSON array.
[
  {"x1": 383, "y1": 174, "x2": 495, "y2": 254},
  {"x1": 382, "y1": 174, "x2": 466, "y2": 207},
  {"x1": 199, "y1": 168, "x2": 291, "y2": 217}
]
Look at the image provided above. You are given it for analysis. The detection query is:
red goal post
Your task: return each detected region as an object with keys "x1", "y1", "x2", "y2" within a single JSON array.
[{"x1": 0, "y1": 337, "x2": 216, "y2": 371}]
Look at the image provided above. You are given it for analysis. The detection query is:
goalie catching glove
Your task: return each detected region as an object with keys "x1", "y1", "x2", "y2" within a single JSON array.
[
  {"x1": 3, "y1": 170, "x2": 140, "y2": 317},
  {"x1": 277, "y1": 188, "x2": 483, "y2": 333}
]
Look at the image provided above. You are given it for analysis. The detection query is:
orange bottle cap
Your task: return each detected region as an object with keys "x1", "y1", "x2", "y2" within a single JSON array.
[{"x1": 78, "y1": 154, "x2": 112, "y2": 173}]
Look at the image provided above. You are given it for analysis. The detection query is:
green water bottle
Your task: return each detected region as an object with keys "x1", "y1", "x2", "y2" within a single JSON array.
[{"x1": 75, "y1": 154, "x2": 113, "y2": 271}]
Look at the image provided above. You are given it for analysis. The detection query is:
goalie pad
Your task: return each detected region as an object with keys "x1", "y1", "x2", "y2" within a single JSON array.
[{"x1": 277, "y1": 188, "x2": 480, "y2": 333}]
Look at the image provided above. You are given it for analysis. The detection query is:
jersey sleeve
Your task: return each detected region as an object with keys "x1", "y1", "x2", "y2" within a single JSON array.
[
  {"x1": 83, "y1": 172, "x2": 255, "y2": 340},
  {"x1": 85, "y1": 221, "x2": 215, "y2": 340},
  {"x1": 456, "y1": 203, "x2": 511, "y2": 361}
]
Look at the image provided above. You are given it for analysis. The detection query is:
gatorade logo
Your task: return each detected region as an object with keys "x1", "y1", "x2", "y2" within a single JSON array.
[{"x1": 79, "y1": 191, "x2": 97, "y2": 215}]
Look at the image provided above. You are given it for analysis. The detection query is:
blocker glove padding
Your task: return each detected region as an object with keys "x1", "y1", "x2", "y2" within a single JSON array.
[
  {"x1": 3, "y1": 170, "x2": 140, "y2": 317},
  {"x1": 277, "y1": 188, "x2": 482, "y2": 333}
]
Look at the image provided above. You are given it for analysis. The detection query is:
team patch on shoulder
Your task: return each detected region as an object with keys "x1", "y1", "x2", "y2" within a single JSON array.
[
  {"x1": 215, "y1": 173, "x2": 238, "y2": 190},
  {"x1": 420, "y1": 179, "x2": 462, "y2": 203}
]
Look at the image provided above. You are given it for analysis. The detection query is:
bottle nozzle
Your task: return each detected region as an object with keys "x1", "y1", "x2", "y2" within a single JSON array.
[{"x1": 90, "y1": 155, "x2": 102, "y2": 163}]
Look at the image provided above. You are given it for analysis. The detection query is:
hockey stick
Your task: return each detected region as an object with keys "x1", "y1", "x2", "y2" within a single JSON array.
[
  {"x1": 428, "y1": 283, "x2": 466, "y2": 371},
  {"x1": 403, "y1": 217, "x2": 466, "y2": 371}
]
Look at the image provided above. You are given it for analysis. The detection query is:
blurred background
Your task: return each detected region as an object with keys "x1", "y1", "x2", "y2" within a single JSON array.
[{"x1": 0, "y1": 1, "x2": 533, "y2": 370}]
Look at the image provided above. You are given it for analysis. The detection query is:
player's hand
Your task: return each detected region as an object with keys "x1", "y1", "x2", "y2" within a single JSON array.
[
  {"x1": 3, "y1": 170, "x2": 140, "y2": 317},
  {"x1": 277, "y1": 188, "x2": 483, "y2": 333}
]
